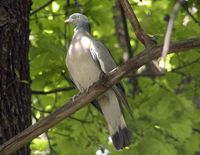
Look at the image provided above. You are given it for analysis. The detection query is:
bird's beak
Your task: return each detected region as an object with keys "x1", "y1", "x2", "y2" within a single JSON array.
[{"x1": 64, "y1": 18, "x2": 72, "y2": 24}]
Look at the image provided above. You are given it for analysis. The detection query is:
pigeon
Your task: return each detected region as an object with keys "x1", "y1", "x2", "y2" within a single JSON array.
[{"x1": 65, "y1": 13, "x2": 131, "y2": 150}]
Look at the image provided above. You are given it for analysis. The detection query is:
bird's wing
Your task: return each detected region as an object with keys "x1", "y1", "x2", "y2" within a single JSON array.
[
  {"x1": 90, "y1": 40, "x2": 116, "y2": 73},
  {"x1": 90, "y1": 40, "x2": 132, "y2": 115}
]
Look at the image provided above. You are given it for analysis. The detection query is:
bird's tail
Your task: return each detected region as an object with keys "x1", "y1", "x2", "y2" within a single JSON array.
[
  {"x1": 98, "y1": 89, "x2": 131, "y2": 150},
  {"x1": 111, "y1": 126, "x2": 131, "y2": 150}
]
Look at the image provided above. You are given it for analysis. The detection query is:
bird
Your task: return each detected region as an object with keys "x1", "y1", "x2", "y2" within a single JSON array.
[{"x1": 65, "y1": 13, "x2": 131, "y2": 150}]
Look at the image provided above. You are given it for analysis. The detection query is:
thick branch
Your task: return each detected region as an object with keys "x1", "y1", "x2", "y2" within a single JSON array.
[
  {"x1": 119, "y1": 0, "x2": 154, "y2": 46},
  {"x1": 119, "y1": 0, "x2": 162, "y2": 76},
  {"x1": 0, "y1": 38, "x2": 200, "y2": 154}
]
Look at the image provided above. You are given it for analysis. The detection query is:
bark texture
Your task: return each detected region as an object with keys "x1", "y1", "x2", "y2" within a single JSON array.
[{"x1": 0, "y1": 0, "x2": 32, "y2": 154}]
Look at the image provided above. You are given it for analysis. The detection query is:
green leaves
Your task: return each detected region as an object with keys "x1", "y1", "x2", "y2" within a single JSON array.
[
  {"x1": 31, "y1": 138, "x2": 49, "y2": 154},
  {"x1": 30, "y1": 0, "x2": 200, "y2": 154},
  {"x1": 166, "y1": 119, "x2": 192, "y2": 142},
  {"x1": 137, "y1": 132, "x2": 177, "y2": 155}
]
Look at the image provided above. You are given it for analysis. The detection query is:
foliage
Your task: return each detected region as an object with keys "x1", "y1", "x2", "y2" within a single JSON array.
[{"x1": 30, "y1": 0, "x2": 200, "y2": 154}]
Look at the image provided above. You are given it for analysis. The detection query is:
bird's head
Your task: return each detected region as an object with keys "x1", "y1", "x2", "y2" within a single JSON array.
[{"x1": 65, "y1": 13, "x2": 89, "y2": 27}]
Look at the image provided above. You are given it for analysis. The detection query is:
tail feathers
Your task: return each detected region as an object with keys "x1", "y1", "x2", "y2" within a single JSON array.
[
  {"x1": 97, "y1": 89, "x2": 131, "y2": 150},
  {"x1": 112, "y1": 127, "x2": 131, "y2": 150}
]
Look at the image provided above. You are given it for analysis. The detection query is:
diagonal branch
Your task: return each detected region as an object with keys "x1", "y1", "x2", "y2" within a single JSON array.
[
  {"x1": 119, "y1": 0, "x2": 154, "y2": 47},
  {"x1": 30, "y1": 0, "x2": 54, "y2": 15},
  {"x1": 181, "y1": 1, "x2": 200, "y2": 26},
  {"x1": 0, "y1": 38, "x2": 200, "y2": 154},
  {"x1": 119, "y1": 0, "x2": 162, "y2": 76},
  {"x1": 171, "y1": 56, "x2": 200, "y2": 72}
]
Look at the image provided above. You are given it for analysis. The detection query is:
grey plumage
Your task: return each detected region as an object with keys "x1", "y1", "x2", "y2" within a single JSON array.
[{"x1": 65, "y1": 13, "x2": 131, "y2": 150}]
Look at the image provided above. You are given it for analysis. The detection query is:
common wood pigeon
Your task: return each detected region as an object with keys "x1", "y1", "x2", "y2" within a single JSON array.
[{"x1": 65, "y1": 13, "x2": 131, "y2": 150}]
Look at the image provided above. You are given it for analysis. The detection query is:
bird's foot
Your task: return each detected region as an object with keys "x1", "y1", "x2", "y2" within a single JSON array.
[
  {"x1": 72, "y1": 94, "x2": 79, "y2": 102},
  {"x1": 85, "y1": 87, "x2": 90, "y2": 94}
]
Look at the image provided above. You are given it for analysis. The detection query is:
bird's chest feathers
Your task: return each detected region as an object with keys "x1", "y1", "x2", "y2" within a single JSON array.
[
  {"x1": 68, "y1": 35, "x2": 92, "y2": 65},
  {"x1": 70, "y1": 36, "x2": 90, "y2": 54},
  {"x1": 66, "y1": 34, "x2": 101, "y2": 88}
]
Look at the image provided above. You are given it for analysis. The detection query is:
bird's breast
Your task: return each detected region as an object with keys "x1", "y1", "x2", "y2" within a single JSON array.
[{"x1": 66, "y1": 35, "x2": 101, "y2": 90}]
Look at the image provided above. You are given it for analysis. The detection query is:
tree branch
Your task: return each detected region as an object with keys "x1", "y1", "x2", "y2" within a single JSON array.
[
  {"x1": 74, "y1": 0, "x2": 83, "y2": 13},
  {"x1": 181, "y1": 1, "x2": 200, "y2": 26},
  {"x1": 118, "y1": 1, "x2": 140, "y2": 96},
  {"x1": 119, "y1": 0, "x2": 154, "y2": 46},
  {"x1": 118, "y1": 0, "x2": 133, "y2": 57},
  {"x1": 193, "y1": 128, "x2": 200, "y2": 134},
  {"x1": 68, "y1": 116, "x2": 93, "y2": 124},
  {"x1": 128, "y1": 56, "x2": 200, "y2": 78},
  {"x1": 119, "y1": 0, "x2": 163, "y2": 76},
  {"x1": 162, "y1": 0, "x2": 184, "y2": 57},
  {"x1": 0, "y1": 38, "x2": 200, "y2": 154},
  {"x1": 31, "y1": 86, "x2": 74, "y2": 95},
  {"x1": 170, "y1": 56, "x2": 200, "y2": 72},
  {"x1": 30, "y1": 0, "x2": 54, "y2": 15}
]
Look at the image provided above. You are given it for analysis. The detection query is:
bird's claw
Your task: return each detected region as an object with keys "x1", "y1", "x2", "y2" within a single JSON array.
[
  {"x1": 72, "y1": 94, "x2": 79, "y2": 102},
  {"x1": 85, "y1": 87, "x2": 90, "y2": 93}
]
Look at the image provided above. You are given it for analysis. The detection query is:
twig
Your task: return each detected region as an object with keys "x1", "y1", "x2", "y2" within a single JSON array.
[
  {"x1": 31, "y1": 87, "x2": 74, "y2": 95},
  {"x1": 116, "y1": 0, "x2": 140, "y2": 96},
  {"x1": 119, "y1": 0, "x2": 154, "y2": 47},
  {"x1": 181, "y1": 2, "x2": 200, "y2": 26},
  {"x1": 64, "y1": 0, "x2": 71, "y2": 47},
  {"x1": 155, "y1": 80, "x2": 174, "y2": 93},
  {"x1": 185, "y1": 10, "x2": 200, "y2": 26},
  {"x1": 118, "y1": 0, "x2": 133, "y2": 57},
  {"x1": 51, "y1": 131, "x2": 68, "y2": 137},
  {"x1": 45, "y1": 132, "x2": 58, "y2": 155},
  {"x1": 30, "y1": 13, "x2": 65, "y2": 21},
  {"x1": 193, "y1": 128, "x2": 200, "y2": 134},
  {"x1": 171, "y1": 56, "x2": 200, "y2": 72},
  {"x1": 0, "y1": 38, "x2": 200, "y2": 154},
  {"x1": 176, "y1": 75, "x2": 193, "y2": 94},
  {"x1": 68, "y1": 116, "x2": 93, "y2": 124},
  {"x1": 30, "y1": 0, "x2": 54, "y2": 15},
  {"x1": 162, "y1": 0, "x2": 184, "y2": 58},
  {"x1": 32, "y1": 112, "x2": 39, "y2": 122},
  {"x1": 127, "y1": 56, "x2": 200, "y2": 78},
  {"x1": 74, "y1": 0, "x2": 83, "y2": 13}
]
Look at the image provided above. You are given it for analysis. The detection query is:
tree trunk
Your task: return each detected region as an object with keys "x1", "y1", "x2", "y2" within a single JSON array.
[{"x1": 0, "y1": 0, "x2": 32, "y2": 154}]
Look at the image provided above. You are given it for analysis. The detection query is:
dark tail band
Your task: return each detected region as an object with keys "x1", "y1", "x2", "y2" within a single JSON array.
[{"x1": 111, "y1": 127, "x2": 131, "y2": 150}]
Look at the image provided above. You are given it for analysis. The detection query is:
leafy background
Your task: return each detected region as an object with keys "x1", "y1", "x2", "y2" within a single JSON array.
[{"x1": 29, "y1": 0, "x2": 200, "y2": 154}]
